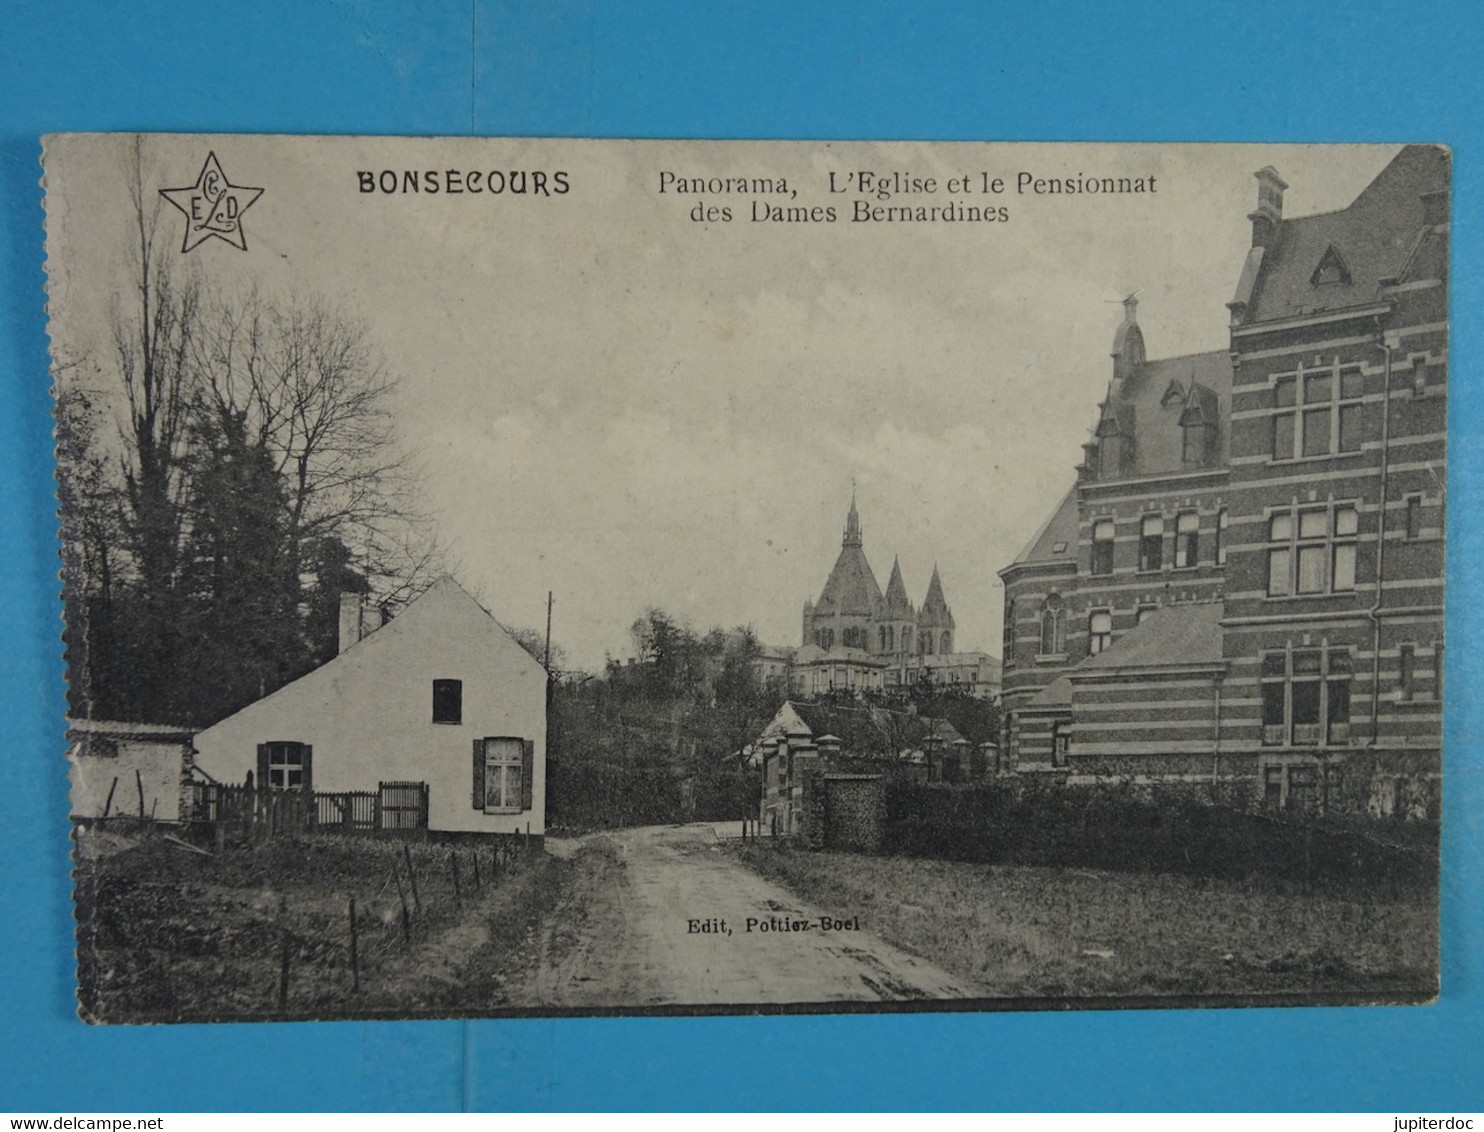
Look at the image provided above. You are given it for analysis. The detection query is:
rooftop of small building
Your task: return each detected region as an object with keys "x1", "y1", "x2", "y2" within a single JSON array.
[{"x1": 1075, "y1": 601, "x2": 1226, "y2": 673}]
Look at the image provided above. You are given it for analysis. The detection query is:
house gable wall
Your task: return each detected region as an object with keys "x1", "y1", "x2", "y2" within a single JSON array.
[{"x1": 194, "y1": 581, "x2": 547, "y2": 834}]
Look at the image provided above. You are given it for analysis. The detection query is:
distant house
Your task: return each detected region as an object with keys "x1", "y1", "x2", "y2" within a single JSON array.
[
  {"x1": 194, "y1": 576, "x2": 548, "y2": 838},
  {"x1": 754, "y1": 699, "x2": 996, "y2": 837},
  {"x1": 67, "y1": 718, "x2": 196, "y2": 823}
]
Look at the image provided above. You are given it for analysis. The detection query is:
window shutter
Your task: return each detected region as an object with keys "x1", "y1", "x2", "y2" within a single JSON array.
[
  {"x1": 302, "y1": 745, "x2": 313, "y2": 793},
  {"x1": 521, "y1": 739, "x2": 535, "y2": 811},
  {"x1": 256, "y1": 743, "x2": 268, "y2": 788},
  {"x1": 472, "y1": 739, "x2": 485, "y2": 810}
]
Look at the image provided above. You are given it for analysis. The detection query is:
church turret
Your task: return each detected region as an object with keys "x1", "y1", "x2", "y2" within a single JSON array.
[{"x1": 917, "y1": 564, "x2": 955, "y2": 655}]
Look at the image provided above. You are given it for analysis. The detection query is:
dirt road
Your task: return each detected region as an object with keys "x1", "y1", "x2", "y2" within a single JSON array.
[{"x1": 529, "y1": 822, "x2": 977, "y2": 1007}]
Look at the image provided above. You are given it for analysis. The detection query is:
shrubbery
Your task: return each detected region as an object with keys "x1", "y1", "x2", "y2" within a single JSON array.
[{"x1": 881, "y1": 778, "x2": 1437, "y2": 895}]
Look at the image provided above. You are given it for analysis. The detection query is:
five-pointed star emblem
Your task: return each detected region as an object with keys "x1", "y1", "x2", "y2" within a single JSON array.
[{"x1": 159, "y1": 152, "x2": 264, "y2": 252}]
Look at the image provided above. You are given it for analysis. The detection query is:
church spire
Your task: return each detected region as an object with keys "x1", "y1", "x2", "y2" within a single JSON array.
[
  {"x1": 884, "y1": 555, "x2": 913, "y2": 616},
  {"x1": 842, "y1": 483, "x2": 862, "y2": 548}
]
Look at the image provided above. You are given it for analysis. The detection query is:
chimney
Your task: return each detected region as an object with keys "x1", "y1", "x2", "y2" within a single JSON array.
[
  {"x1": 1249, "y1": 166, "x2": 1288, "y2": 248},
  {"x1": 338, "y1": 592, "x2": 364, "y2": 655}
]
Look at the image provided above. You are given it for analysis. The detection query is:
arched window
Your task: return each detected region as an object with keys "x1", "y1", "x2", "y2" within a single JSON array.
[
  {"x1": 941, "y1": 631, "x2": 951, "y2": 655},
  {"x1": 1040, "y1": 595, "x2": 1066, "y2": 656},
  {"x1": 878, "y1": 626, "x2": 887, "y2": 651},
  {"x1": 887, "y1": 625, "x2": 895, "y2": 651},
  {"x1": 923, "y1": 633, "x2": 935, "y2": 656}
]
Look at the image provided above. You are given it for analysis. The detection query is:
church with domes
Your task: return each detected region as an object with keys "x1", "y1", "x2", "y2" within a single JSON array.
[{"x1": 787, "y1": 493, "x2": 998, "y2": 698}]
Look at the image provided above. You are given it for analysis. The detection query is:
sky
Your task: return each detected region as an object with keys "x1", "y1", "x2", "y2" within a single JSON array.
[{"x1": 43, "y1": 136, "x2": 1401, "y2": 671}]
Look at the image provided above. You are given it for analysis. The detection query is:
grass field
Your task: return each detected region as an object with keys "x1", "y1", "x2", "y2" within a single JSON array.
[
  {"x1": 74, "y1": 826, "x2": 560, "y2": 1022},
  {"x1": 729, "y1": 841, "x2": 1438, "y2": 1003}
]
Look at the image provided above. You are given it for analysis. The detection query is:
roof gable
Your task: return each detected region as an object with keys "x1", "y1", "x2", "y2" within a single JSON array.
[
  {"x1": 1246, "y1": 145, "x2": 1449, "y2": 323},
  {"x1": 198, "y1": 576, "x2": 546, "y2": 731},
  {"x1": 1008, "y1": 483, "x2": 1080, "y2": 567}
]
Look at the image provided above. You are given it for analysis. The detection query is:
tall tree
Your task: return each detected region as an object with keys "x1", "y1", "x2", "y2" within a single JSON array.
[{"x1": 174, "y1": 407, "x2": 303, "y2": 723}]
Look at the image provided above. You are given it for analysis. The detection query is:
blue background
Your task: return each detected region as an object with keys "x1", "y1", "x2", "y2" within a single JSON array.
[{"x1": 2, "y1": 0, "x2": 1481, "y2": 1112}]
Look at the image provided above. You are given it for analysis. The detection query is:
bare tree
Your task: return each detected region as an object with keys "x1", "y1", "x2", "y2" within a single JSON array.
[
  {"x1": 112, "y1": 136, "x2": 202, "y2": 603},
  {"x1": 188, "y1": 288, "x2": 444, "y2": 606}
]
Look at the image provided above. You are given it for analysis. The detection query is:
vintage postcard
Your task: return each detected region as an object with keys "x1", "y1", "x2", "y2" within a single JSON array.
[{"x1": 44, "y1": 135, "x2": 1446, "y2": 1022}]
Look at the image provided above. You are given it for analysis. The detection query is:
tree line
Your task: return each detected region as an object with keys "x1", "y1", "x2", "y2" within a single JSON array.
[
  {"x1": 544, "y1": 608, "x2": 1003, "y2": 830},
  {"x1": 57, "y1": 140, "x2": 441, "y2": 727}
]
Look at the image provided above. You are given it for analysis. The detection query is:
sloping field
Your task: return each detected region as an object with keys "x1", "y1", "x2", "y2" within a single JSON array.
[{"x1": 729, "y1": 842, "x2": 1438, "y2": 1004}]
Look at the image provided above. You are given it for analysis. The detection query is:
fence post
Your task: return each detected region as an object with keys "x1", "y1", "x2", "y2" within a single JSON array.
[
  {"x1": 402, "y1": 842, "x2": 421, "y2": 916},
  {"x1": 348, "y1": 896, "x2": 361, "y2": 993},
  {"x1": 391, "y1": 866, "x2": 411, "y2": 945},
  {"x1": 277, "y1": 895, "x2": 291, "y2": 1010}
]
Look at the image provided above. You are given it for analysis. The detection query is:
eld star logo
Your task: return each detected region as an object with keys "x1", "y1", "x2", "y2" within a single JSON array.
[{"x1": 159, "y1": 152, "x2": 263, "y2": 252}]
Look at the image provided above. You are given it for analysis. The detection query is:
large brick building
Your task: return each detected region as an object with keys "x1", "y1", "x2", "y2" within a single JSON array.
[{"x1": 999, "y1": 146, "x2": 1447, "y2": 817}]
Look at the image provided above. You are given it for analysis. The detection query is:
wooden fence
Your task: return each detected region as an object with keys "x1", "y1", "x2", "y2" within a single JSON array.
[{"x1": 191, "y1": 781, "x2": 429, "y2": 838}]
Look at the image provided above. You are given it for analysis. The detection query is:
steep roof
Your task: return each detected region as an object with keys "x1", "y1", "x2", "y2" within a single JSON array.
[
  {"x1": 1074, "y1": 602, "x2": 1225, "y2": 673},
  {"x1": 1246, "y1": 145, "x2": 1450, "y2": 324},
  {"x1": 198, "y1": 576, "x2": 546, "y2": 730},
  {"x1": 1113, "y1": 349, "x2": 1233, "y2": 476},
  {"x1": 918, "y1": 565, "x2": 954, "y2": 629},
  {"x1": 1007, "y1": 483, "x2": 1080, "y2": 568},
  {"x1": 814, "y1": 543, "x2": 884, "y2": 617},
  {"x1": 883, "y1": 556, "x2": 914, "y2": 617},
  {"x1": 1024, "y1": 675, "x2": 1073, "y2": 709}
]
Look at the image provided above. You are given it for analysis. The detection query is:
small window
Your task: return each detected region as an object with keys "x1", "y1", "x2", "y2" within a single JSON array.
[
  {"x1": 481, "y1": 737, "x2": 524, "y2": 813},
  {"x1": 1175, "y1": 512, "x2": 1199, "y2": 569},
  {"x1": 432, "y1": 679, "x2": 463, "y2": 724},
  {"x1": 1398, "y1": 645, "x2": 1415, "y2": 702},
  {"x1": 1040, "y1": 594, "x2": 1065, "y2": 656},
  {"x1": 1139, "y1": 515, "x2": 1164, "y2": 572},
  {"x1": 1216, "y1": 509, "x2": 1229, "y2": 566},
  {"x1": 1088, "y1": 610, "x2": 1113, "y2": 655},
  {"x1": 262, "y1": 741, "x2": 310, "y2": 791},
  {"x1": 1051, "y1": 721, "x2": 1070, "y2": 766},
  {"x1": 1091, "y1": 519, "x2": 1116, "y2": 576},
  {"x1": 1406, "y1": 496, "x2": 1423, "y2": 539}
]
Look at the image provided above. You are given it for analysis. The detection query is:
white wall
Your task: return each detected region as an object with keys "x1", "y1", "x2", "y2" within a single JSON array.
[
  {"x1": 69, "y1": 738, "x2": 188, "y2": 822},
  {"x1": 195, "y1": 579, "x2": 547, "y2": 834}
]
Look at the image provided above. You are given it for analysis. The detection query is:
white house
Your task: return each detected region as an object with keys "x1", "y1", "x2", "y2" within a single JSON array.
[{"x1": 194, "y1": 576, "x2": 548, "y2": 837}]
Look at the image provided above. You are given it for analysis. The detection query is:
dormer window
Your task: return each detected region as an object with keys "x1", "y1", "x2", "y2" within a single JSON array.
[
  {"x1": 1182, "y1": 419, "x2": 1215, "y2": 465},
  {"x1": 1095, "y1": 398, "x2": 1135, "y2": 480},
  {"x1": 1179, "y1": 382, "x2": 1219, "y2": 467},
  {"x1": 1311, "y1": 245, "x2": 1352, "y2": 287}
]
